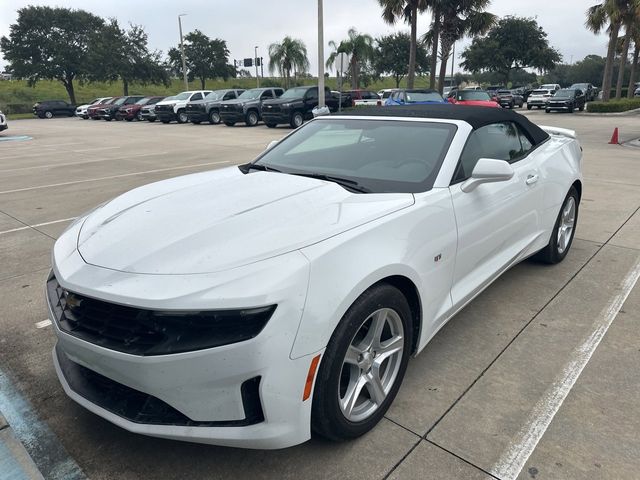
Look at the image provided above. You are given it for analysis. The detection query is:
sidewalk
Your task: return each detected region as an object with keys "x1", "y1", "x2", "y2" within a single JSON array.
[{"x1": 0, "y1": 412, "x2": 43, "y2": 480}]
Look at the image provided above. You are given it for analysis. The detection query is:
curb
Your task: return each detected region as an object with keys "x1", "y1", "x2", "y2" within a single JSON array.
[
  {"x1": 0, "y1": 412, "x2": 44, "y2": 480},
  {"x1": 583, "y1": 106, "x2": 640, "y2": 116}
]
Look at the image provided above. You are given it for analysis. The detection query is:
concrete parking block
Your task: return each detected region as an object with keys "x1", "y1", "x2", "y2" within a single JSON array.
[
  {"x1": 387, "y1": 441, "x2": 491, "y2": 479},
  {"x1": 0, "y1": 427, "x2": 44, "y2": 480},
  {"x1": 386, "y1": 239, "x2": 599, "y2": 435},
  {"x1": 428, "y1": 244, "x2": 640, "y2": 478}
]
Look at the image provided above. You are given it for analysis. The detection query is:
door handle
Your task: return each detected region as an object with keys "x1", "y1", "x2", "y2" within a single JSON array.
[{"x1": 526, "y1": 174, "x2": 539, "y2": 185}]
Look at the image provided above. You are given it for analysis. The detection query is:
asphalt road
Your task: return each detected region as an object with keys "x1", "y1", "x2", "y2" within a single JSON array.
[{"x1": 0, "y1": 110, "x2": 638, "y2": 480}]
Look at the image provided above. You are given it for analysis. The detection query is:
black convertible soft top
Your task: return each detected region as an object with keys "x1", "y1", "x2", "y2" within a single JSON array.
[{"x1": 338, "y1": 104, "x2": 549, "y2": 145}]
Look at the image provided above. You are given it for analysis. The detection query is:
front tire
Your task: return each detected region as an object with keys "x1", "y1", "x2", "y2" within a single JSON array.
[
  {"x1": 176, "y1": 110, "x2": 188, "y2": 124},
  {"x1": 44, "y1": 111, "x2": 53, "y2": 119},
  {"x1": 245, "y1": 110, "x2": 259, "y2": 126},
  {"x1": 312, "y1": 284, "x2": 412, "y2": 441},
  {"x1": 534, "y1": 187, "x2": 579, "y2": 264},
  {"x1": 209, "y1": 110, "x2": 220, "y2": 124},
  {"x1": 265, "y1": 122, "x2": 277, "y2": 128}
]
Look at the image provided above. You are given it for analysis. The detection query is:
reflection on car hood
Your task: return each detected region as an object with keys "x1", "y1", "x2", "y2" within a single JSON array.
[{"x1": 77, "y1": 167, "x2": 414, "y2": 274}]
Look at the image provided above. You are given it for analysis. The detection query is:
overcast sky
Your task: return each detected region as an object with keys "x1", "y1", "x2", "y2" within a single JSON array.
[{"x1": 0, "y1": 0, "x2": 607, "y2": 74}]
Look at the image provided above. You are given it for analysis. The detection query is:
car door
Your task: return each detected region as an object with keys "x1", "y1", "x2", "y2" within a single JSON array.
[
  {"x1": 303, "y1": 88, "x2": 318, "y2": 117},
  {"x1": 448, "y1": 121, "x2": 543, "y2": 310}
]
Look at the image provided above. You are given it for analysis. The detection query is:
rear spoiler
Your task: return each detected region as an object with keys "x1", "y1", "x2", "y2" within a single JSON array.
[{"x1": 540, "y1": 125, "x2": 577, "y2": 139}]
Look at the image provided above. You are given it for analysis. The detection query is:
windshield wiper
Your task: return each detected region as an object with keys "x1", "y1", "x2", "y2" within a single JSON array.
[
  {"x1": 289, "y1": 172, "x2": 371, "y2": 193},
  {"x1": 240, "y1": 163, "x2": 283, "y2": 174}
]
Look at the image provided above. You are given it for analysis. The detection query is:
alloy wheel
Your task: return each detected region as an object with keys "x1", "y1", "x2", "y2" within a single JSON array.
[
  {"x1": 557, "y1": 196, "x2": 576, "y2": 254},
  {"x1": 338, "y1": 308, "x2": 404, "y2": 423}
]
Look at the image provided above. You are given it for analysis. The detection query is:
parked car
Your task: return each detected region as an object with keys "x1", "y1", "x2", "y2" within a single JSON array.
[
  {"x1": 331, "y1": 91, "x2": 354, "y2": 110},
  {"x1": 76, "y1": 97, "x2": 112, "y2": 119},
  {"x1": 635, "y1": 86, "x2": 640, "y2": 97},
  {"x1": 448, "y1": 90, "x2": 500, "y2": 107},
  {"x1": 0, "y1": 110, "x2": 7, "y2": 132},
  {"x1": 496, "y1": 90, "x2": 524, "y2": 108},
  {"x1": 48, "y1": 104, "x2": 583, "y2": 449},
  {"x1": 546, "y1": 89, "x2": 586, "y2": 113},
  {"x1": 569, "y1": 83, "x2": 596, "y2": 101},
  {"x1": 88, "y1": 97, "x2": 119, "y2": 120},
  {"x1": 485, "y1": 85, "x2": 505, "y2": 97},
  {"x1": 526, "y1": 89, "x2": 555, "y2": 109},
  {"x1": 377, "y1": 88, "x2": 395, "y2": 99},
  {"x1": 540, "y1": 83, "x2": 561, "y2": 92},
  {"x1": 139, "y1": 98, "x2": 167, "y2": 122},
  {"x1": 219, "y1": 88, "x2": 284, "y2": 127},
  {"x1": 346, "y1": 90, "x2": 381, "y2": 106},
  {"x1": 154, "y1": 91, "x2": 213, "y2": 124},
  {"x1": 117, "y1": 96, "x2": 165, "y2": 121},
  {"x1": 261, "y1": 86, "x2": 341, "y2": 128},
  {"x1": 33, "y1": 100, "x2": 76, "y2": 119},
  {"x1": 185, "y1": 89, "x2": 244, "y2": 125},
  {"x1": 97, "y1": 96, "x2": 145, "y2": 121},
  {"x1": 384, "y1": 89, "x2": 446, "y2": 106}
]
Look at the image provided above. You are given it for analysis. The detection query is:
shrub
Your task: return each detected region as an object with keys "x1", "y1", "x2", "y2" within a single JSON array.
[{"x1": 587, "y1": 98, "x2": 640, "y2": 113}]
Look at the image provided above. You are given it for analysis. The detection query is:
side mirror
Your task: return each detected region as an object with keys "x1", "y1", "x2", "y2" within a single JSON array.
[
  {"x1": 266, "y1": 140, "x2": 279, "y2": 150},
  {"x1": 461, "y1": 158, "x2": 514, "y2": 193}
]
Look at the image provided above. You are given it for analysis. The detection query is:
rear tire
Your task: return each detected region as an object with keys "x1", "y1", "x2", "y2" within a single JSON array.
[
  {"x1": 209, "y1": 110, "x2": 220, "y2": 124},
  {"x1": 534, "y1": 187, "x2": 579, "y2": 264},
  {"x1": 161, "y1": 120, "x2": 170, "y2": 124},
  {"x1": 290, "y1": 112, "x2": 304, "y2": 128},
  {"x1": 527, "y1": 105, "x2": 532, "y2": 110},
  {"x1": 44, "y1": 111, "x2": 53, "y2": 119},
  {"x1": 312, "y1": 284, "x2": 412, "y2": 441},
  {"x1": 265, "y1": 122, "x2": 277, "y2": 128},
  {"x1": 191, "y1": 120, "x2": 201, "y2": 125}
]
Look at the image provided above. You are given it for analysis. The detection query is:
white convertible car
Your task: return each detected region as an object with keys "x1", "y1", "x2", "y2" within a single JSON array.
[{"x1": 48, "y1": 105, "x2": 582, "y2": 449}]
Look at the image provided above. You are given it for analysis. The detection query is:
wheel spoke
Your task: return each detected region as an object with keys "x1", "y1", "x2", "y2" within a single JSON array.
[
  {"x1": 340, "y1": 374, "x2": 366, "y2": 417},
  {"x1": 344, "y1": 345, "x2": 362, "y2": 366},
  {"x1": 365, "y1": 370, "x2": 386, "y2": 405},
  {"x1": 369, "y1": 310, "x2": 387, "y2": 350},
  {"x1": 375, "y1": 335, "x2": 404, "y2": 363}
]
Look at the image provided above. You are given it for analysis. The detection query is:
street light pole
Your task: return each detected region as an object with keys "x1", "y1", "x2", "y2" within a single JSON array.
[
  {"x1": 255, "y1": 46, "x2": 260, "y2": 88},
  {"x1": 317, "y1": 0, "x2": 325, "y2": 108},
  {"x1": 178, "y1": 14, "x2": 188, "y2": 91}
]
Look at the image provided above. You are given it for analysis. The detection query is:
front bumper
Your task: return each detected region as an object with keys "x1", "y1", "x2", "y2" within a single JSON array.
[
  {"x1": 547, "y1": 103, "x2": 574, "y2": 111},
  {"x1": 527, "y1": 99, "x2": 548, "y2": 106},
  {"x1": 49, "y1": 237, "x2": 316, "y2": 448},
  {"x1": 219, "y1": 110, "x2": 246, "y2": 123},
  {"x1": 261, "y1": 110, "x2": 290, "y2": 125}
]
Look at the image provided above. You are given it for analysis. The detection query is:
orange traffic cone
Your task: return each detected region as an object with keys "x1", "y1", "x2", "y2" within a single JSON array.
[{"x1": 609, "y1": 127, "x2": 619, "y2": 144}]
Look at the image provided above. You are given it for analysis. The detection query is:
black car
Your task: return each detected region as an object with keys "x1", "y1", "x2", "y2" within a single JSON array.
[
  {"x1": 496, "y1": 90, "x2": 524, "y2": 108},
  {"x1": 219, "y1": 88, "x2": 284, "y2": 126},
  {"x1": 33, "y1": 100, "x2": 76, "y2": 119},
  {"x1": 569, "y1": 83, "x2": 596, "y2": 102},
  {"x1": 261, "y1": 86, "x2": 340, "y2": 128},
  {"x1": 185, "y1": 89, "x2": 244, "y2": 125},
  {"x1": 98, "y1": 96, "x2": 145, "y2": 121},
  {"x1": 545, "y1": 89, "x2": 586, "y2": 113}
]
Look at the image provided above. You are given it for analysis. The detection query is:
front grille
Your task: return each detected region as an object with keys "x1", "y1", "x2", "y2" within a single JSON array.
[
  {"x1": 263, "y1": 105, "x2": 281, "y2": 113},
  {"x1": 56, "y1": 345, "x2": 264, "y2": 426},
  {"x1": 154, "y1": 104, "x2": 173, "y2": 113},
  {"x1": 47, "y1": 276, "x2": 275, "y2": 355}
]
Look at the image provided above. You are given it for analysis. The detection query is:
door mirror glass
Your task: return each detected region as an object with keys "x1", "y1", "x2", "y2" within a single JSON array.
[{"x1": 461, "y1": 158, "x2": 514, "y2": 193}]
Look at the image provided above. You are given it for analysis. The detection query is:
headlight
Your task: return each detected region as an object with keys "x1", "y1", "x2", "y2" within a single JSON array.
[
  {"x1": 281, "y1": 103, "x2": 291, "y2": 108},
  {"x1": 47, "y1": 274, "x2": 277, "y2": 355}
]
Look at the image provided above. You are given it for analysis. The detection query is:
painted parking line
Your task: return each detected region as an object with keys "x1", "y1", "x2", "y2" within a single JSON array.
[
  {"x1": 0, "y1": 160, "x2": 231, "y2": 195},
  {"x1": 0, "y1": 151, "x2": 170, "y2": 173},
  {"x1": 35, "y1": 320, "x2": 52, "y2": 329},
  {"x1": 0, "y1": 218, "x2": 76, "y2": 236},
  {"x1": 72, "y1": 146, "x2": 120, "y2": 153},
  {"x1": 492, "y1": 257, "x2": 640, "y2": 480}
]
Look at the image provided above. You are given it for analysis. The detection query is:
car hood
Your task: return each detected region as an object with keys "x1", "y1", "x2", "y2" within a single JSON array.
[
  {"x1": 457, "y1": 100, "x2": 500, "y2": 107},
  {"x1": 77, "y1": 167, "x2": 414, "y2": 275},
  {"x1": 155, "y1": 100, "x2": 179, "y2": 106}
]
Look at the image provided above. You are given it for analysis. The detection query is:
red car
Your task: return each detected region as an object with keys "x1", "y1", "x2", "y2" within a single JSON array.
[
  {"x1": 117, "y1": 96, "x2": 165, "y2": 121},
  {"x1": 448, "y1": 90, "x2": 500, "y2": 108},
  {"x1": 87, "y1": 97, "x2": 120, "y2": 120}
]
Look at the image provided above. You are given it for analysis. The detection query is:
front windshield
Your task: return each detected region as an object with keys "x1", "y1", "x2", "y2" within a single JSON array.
[
  {"x1": 405, "y1": 91, "x2": 443, "y2": 103},
  {"x1": 205, "y1": 91, "x2": 225, "y2": 100},
  {"x1": 253, "y1": 118, "x2": 457, "y2": 193},
  {"x1": 172, "y1": 92, "x2": 192, "y2": 101},
  {"x1": 554, "y1": 89, "x2": 574, "y2": 98},
  {"x1": 281, "y1": 87, "x2": 309, "y2": 99},
  {"x1": 531, "y1": 90, "x2": 550, "y2": 95},
  {"x1": 113, "y1": 98, "x2": 126, "y2": 105},
  {"x1": 238, "y1": 89, "x2": 263, "y2": 100},
  {"x1": 135, "y1": 97, "x2": 151, "y2": 105},
  {"x1": 458, "y1": 91, "x2": 491, "y2": 101}
]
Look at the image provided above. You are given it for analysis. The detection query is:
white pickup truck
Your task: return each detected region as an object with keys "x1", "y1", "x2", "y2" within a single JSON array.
[{"x1": 154, "y1": 90, "x2": 212, "y2": 124}]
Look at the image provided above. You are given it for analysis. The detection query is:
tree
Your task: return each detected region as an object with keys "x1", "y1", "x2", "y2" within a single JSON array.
[
  {"x1": 378, "y1": 0, "x2": 430, "y2": 89},
  {"x1": 374, "y1": 32, "x2": 429, "y2": 87},
  {"x1": 425, "y1": 0, "x2": 496, "y2": 93},
  {"x1": 460, "y1": 16, "x2": 561, "y2": 85},
  {"x1": 614, "y1": 1, "x2": 640, "y2": 98},
  {"x1": 89, "y1": 20, "x2": 168, "y2": 95},
  {"x1": 268, "y1": 36, "x2": 310, "y2": 89},
  {"x1": 0, "y1": 6, "x2": 104, "y2": 104},
  {"x1": 326, "y1": 28, "x2": 375, "y2": 89},
  {"x1": 586, "y1": 0, "x2": 631, "y2": 101},
  {"x1": 627, "y1": 24, "x2": 640, "y2": 97},
  {"x1": 168, "y1": 30, "x2": 232, "y2": 89}
]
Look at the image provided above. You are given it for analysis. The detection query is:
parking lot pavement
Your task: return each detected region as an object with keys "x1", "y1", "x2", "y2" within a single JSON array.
[{"x1": 0, "y1": 114, "x2": 638, "y2": 479}]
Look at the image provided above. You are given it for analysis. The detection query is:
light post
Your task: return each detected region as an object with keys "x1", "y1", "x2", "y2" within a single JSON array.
[
  {"x1": 255, "y1": 46, "x2": 260, "y2": 88},
  {"x1": 317, "y1": 0, "x2": 325, "y2": 107},
  {"x1": 178, "y1": 14, "x2": 188, "y2": 91}
]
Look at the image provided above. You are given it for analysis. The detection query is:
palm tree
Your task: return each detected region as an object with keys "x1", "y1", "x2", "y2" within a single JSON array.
[
  {"x1": 586, "y1": 0, "x2": 627, "y2": 101},
  {"x1": 268, "y1": 36, "x2": 310, "y2": 89},
  {"x1": 326, "y1": 28, "x2": 375, "y2": 89},
  {"x1": 626, "y1": 23, "x2": 640, "y2": 97},
  {"x1": 427, "y1": 0, "x2": 495, "y2": 93},
  {"x1": 378, "y1": 0, "x2": 430, "y2": 89},
  {"x1": 614, "y1": 1, "x2": 640, "y2": 98}
]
